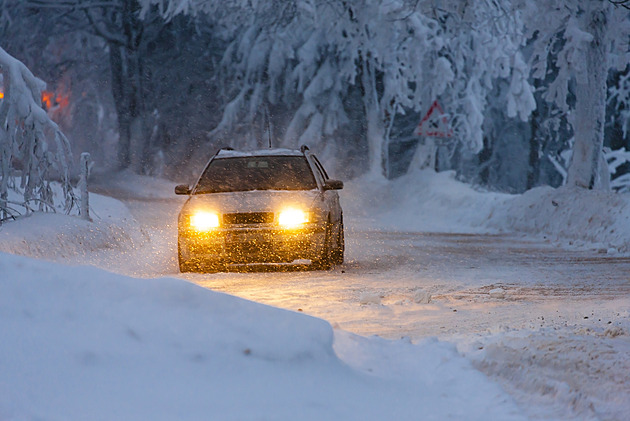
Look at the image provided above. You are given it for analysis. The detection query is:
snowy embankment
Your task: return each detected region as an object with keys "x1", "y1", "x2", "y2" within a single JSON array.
[
  {"x1": 491, "y1": 185, "x2": 630, "y2": 254},
  {"x1": 0, "y1": 192, "x2": 147, "y2": 259},
  {"x1": 0, "y1": 249, "x2": 523, "y2": 420},
  {"x1": 1, "y1": 169, "x2": 629, "y2": 420},
  {"x1": 0, "y1": 175, "x2": 529, "y2": 420},
  {"x1": 344, "y1": 168, "x2": 630, "y2": 254}
]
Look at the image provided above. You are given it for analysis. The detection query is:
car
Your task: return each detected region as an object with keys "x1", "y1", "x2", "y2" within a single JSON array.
[{"x1": 175, "y1": 145, "x2": 344, "y2": 272}]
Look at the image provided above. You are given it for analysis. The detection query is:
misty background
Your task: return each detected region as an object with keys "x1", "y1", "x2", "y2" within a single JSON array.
[{"x1": 1, "y1": 0, "x2": 629, "y2": 195}]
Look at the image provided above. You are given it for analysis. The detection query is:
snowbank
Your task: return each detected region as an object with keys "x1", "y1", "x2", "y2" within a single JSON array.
[
  {"x1": 0, "y1": 192, "x2": 147, "y2": 260},
  {"x1": 343, "y1": 169, "x2": 511, "y2": 233},
  {"x1": 0, "y1": 252, "x2": 525, "y2": 421},
  {"x1": 343, "y1": 169, "x2": 630, "y2": 253},
  {"x1": 460, "y1": 328, "x2": 630, "y2": 421},
  {"x1": 488, "y1": 185, "x2": 630, "y2": 254}
]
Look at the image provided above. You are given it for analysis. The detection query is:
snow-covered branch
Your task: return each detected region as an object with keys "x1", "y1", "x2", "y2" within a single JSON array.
[{"x1": 0, "y1": 46, "x2": 76, "y2": 222}]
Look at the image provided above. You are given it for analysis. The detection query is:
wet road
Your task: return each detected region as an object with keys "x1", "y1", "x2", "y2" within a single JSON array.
[{"x1": 121, "y1": 197, "x2": 630, "y2": 341}]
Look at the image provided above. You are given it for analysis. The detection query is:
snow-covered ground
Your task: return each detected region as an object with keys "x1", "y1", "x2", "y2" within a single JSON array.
[
  {"x1": 1, "y1": 252, "x2": 526, "y2": 420},
  {"x1": 345, "y1": 168, "x2": 630, "y2": 254},
  {"x1": 1, "y1": 169, "x2": 629, "y2": 420}
]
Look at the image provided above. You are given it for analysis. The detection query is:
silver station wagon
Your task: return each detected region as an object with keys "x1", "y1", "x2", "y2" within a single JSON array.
[{"x1": 175, "y1": 146, "x2": 344, "y2": 272}]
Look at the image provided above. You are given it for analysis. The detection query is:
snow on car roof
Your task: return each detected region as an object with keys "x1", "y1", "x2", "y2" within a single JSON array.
[{"x1": 215, "y1": 148, "x2": 304, "y2": 158}]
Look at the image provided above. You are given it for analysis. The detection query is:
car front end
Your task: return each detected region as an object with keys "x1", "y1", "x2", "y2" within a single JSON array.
[{"x1": 178, "y1": 190, "x2": 328, "y2": 268}]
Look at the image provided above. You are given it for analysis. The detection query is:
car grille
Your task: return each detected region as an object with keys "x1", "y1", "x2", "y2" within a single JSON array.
[{"x1": 223, "y1": 212, "x2": 274, "y2": 225}]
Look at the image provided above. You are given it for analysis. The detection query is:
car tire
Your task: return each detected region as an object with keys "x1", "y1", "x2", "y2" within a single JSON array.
[
  {"x1": 312, "y1": 222, "x2": 333, "y2": 270},
  {"x1": 331, "y1": 218, "x2": 344, "y2": 266}
]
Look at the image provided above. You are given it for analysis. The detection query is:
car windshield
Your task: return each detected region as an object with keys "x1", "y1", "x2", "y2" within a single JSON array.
[{"x1": 195, "y1": 156, "x2": 317, "y2": 193}]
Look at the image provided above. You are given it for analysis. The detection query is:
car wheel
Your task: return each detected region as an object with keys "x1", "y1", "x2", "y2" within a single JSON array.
[
  {"x1": 312, "y1": 222, "x2": 333, "y2": 270},
  {"x1": 331, "y1": 218, "x2": 344, "y2": 265}
]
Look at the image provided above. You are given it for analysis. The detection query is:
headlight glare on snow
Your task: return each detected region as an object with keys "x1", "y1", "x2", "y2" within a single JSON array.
[
  {"x1": 278, "y1": 208, "x2": 309, "y2": 228},
  {"x1": 190, "y1": 211, "x2": 220, "y2": 231}
]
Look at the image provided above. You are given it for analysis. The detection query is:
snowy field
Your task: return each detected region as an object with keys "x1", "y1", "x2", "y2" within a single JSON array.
[{"x1": 1, "y1": 169, "x2": 629, "y2": 420}]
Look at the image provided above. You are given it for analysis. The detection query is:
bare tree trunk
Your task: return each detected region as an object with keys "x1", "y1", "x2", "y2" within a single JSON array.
[
  {"x1": 107, "y1": 1, "x2": 147, "y2": 173},
  {"x1": 567, "y1": 5, "x2": 609, "y2": 190},
  {"x1": 361, "y1": 60, "x2": 387, "y2": 178},
  {"x1": 109, "y1": 44, "x2": 131, "y2": 169},
  {"x1": 109, "y1": 43, "x2": 147, "y2": 172}
]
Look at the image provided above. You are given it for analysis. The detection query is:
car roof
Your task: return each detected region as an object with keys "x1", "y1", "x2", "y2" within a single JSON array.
[{"x1": 215, "y1": 148, "x2": 304, "y2": 159}]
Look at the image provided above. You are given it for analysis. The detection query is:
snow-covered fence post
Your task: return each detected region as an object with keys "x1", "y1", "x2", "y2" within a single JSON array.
[{"x1": 79, "y1": 152, "x2": 90, "y2": 221}]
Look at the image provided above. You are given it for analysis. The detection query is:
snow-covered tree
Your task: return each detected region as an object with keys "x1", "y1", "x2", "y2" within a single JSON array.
[
  {"x1": 21, "y1": 0, "x2": 166, "y2": 173},
  {"x1": 519, "y1": 0, "x2": 630, "y2": 190},
  {"x1": 0, "y1": 46, "x2": 75, "y2": 222},
  {"x1": 11, "y1": 0, "x2": 222, "y2": 177},
  {"x1": 405, "y1": 1, "x2": 535, "y2": 175},
  {"x1": 143, "y1": 0, "x2": 534, "y2": 178},
  {"x1": 1, "y1": 1, "x2": 118, "y2": 172}
]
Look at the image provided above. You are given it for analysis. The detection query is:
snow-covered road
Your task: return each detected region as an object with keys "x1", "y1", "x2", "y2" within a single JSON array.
[
  {"x1": 108, "y1": 197, "x2": 630, "y2": 338},
  {"x1": 88, "y1": 193, "x2": 629, "y2": 420},
  {"x1": 16, "y1": 168, "x2": 622, "y2": 420}
]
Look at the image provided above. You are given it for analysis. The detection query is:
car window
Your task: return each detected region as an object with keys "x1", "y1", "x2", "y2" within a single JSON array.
[{"x1": 195, "y1": 156, "x2": 317, "y2": 193}]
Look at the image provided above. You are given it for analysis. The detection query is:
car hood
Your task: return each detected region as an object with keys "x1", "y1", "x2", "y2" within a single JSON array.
[{"x1": 181, "y1": 189, "x2": 321, "y2": 215}]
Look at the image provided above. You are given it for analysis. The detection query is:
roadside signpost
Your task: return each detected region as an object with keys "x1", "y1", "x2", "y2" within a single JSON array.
[
  {"x1": 412, "y1": 100, "x2": 453, "y2": 170},
  {"x1": 414, "y1": 100, "x2": 453, "y2": 138}
]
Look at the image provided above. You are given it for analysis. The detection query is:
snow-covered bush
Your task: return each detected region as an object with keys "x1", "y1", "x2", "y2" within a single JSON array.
[{"x1": 0, "y1": 46, "x2": 76, "y2": 223}]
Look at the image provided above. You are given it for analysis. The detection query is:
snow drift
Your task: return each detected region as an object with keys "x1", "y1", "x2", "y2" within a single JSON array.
[
  {"x1": 0, "y1": 252, "x2": 525, "y2": 421},
  {"x1": 343, "y1": 169, "x2": 630, "y2": 254},
  {"x1": 0, "y1": 192, "x2": 147, "y2": 260}
]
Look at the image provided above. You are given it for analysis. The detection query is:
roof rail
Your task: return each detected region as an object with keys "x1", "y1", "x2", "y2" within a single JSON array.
[
  {"x1": 300, "y1": 145, "x2": 309, "y2": 153},
  {"x1": 210, "y1": 146, "x2": 233, "y2": 160}
]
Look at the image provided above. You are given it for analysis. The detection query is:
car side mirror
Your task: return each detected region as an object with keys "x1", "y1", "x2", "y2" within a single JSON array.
[
  {"x1": 323, "y1": 179, "x2": 344, "y2": 190},
  {"x1": 174, "y1": 184, "x2": 191, "y2": 195}
]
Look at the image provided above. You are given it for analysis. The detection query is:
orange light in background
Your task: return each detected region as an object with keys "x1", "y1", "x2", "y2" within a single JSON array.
[
  {"x1": 56, "y1": 93, "x2": 69, "y2": 109},
  {"x1": 0, "y1": 90, "x2": 69, "y2": 107},
  {"x1": 41, "y1": 90, "x2": 69, "y2": 110},
  {"x1": 42, "y1": 91, "x2": 53, "y2": 108}
]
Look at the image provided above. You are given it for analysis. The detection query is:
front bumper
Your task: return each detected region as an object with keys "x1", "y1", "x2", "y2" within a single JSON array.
[{"x1": 179, "y1": 224, "x2": 326, "y2": 264}]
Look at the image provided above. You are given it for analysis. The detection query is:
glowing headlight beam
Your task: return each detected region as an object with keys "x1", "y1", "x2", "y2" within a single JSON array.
[
  {"x1": 278, "y1": 208, "x2": 309, "y2": 228},
  {"x1": 190, "y1": 211, "x2": 220, "y2": 231}
]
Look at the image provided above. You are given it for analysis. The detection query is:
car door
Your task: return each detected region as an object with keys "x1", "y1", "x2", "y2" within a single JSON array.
[{"x1": 309, "y1": 154, "x2": 342, "y2": 226}]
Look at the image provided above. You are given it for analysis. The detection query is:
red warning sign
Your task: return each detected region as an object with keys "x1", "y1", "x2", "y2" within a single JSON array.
[{"x1": 414, "y1": 100, "x2": 453, "y2": 138}]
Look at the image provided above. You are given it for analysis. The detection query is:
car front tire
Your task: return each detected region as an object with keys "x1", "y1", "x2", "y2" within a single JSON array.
[
  {"x1": 311, "y1": 223, "x2": 333, "y2": 270},
  {"x1": 331, "y1": 218, "x2": 344, "y2": 266}
]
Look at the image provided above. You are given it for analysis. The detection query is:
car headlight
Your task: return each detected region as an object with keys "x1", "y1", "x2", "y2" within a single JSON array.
[
  {"x1": 189, "y1": 211, "x2": 220, "y2": 231},
  {"x1": 278, "y1": 208, "x2": 309, "y2": 228}
]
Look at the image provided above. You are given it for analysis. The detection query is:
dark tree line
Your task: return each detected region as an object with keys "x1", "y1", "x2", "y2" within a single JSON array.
[{"x1": 1, "y1": 0, "x2": 224, "y2": 178}]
